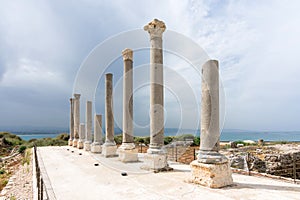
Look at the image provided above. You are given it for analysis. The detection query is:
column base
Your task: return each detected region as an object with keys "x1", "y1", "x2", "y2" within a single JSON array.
[
  {"x1": 118, "y1": 148, "x2": 138, "y2": 163},
  {"x1": 142, "y1": 148, "x2": 169, "y2": 171},
  {"x1": 84, "y1": 141, "x2": 92, "y2": 151},
  {"x1": 190, "y1": 160, "x2": 233, "y2": 188},
  {"x1": 77, "y1": 139, "x2": 84, "y2": 149},
  {"x1": 102, "y1": 143, "x2": 117, "y2": 157},
  {"x1": 197, "y1": 150, "x2": 228, "y2": 164},
  {"x1": 91, "y1": 142, "x2": 102, "y2": 153},
  {"x1": 68, "y1": 139, "x2": 73, "y2": 146},
  {"x1": 72, "y1": 139, "x2": 78, "y2": 147},
  {"x1": 118, "y1": 142, "x2": 135, "y2": 150}
]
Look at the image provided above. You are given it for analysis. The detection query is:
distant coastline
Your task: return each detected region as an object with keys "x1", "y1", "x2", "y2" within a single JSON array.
[{"x1": 1, "y1": 127, "x2": 299, "y2": 141}]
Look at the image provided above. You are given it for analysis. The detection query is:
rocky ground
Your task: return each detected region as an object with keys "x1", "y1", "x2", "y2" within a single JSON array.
[{"x1": 0, "y1": 151, "x2": 33, "y2": 200}]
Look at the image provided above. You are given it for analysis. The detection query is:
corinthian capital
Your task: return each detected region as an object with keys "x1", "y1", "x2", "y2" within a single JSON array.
[
  {"x1": 144, "y1": 19, "x2": 166, "y2": 39},
  {"x1": 122, "y1": 48, "x2": 133, "y2": 61}
]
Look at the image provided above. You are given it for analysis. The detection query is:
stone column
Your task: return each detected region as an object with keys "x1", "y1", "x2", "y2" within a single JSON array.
[
  {"x1": 68, "y1": 98, "x2": 74, "y2": 146},
  {"x1": 91, "y1": 114, "x2": 102, "y2": 153},
  {"x1": 84, "y1": 101, "x2": 92, "y2": 151},
  {"x1": 77, "y1": 123, "x2": 85, "y2": 149},
  {"x1": 190, "y1": 60, "x2": 232, "y2": 188},
  {"x1": 118, "y1": 48, "x2": 138, "y2": 162},
  {"x1": 143, "y1": 19, "x2": 168, "y2": 170},
  {"x1": 102, "y1": 73, "x2": 117, "y2": 157},
  {"x1": 73, "y1": 94, "x2": 80, "y2": 147}
]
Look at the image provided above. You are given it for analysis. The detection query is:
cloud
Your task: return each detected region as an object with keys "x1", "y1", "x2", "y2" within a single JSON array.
[{"x1": 0, "y1": 0, "x2": 299, "y2": 131}]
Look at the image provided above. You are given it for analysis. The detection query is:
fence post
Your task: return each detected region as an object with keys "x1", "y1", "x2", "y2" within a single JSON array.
[
  {"x1": 293, "y1": 153, "x2": 296, "y2": 184},
  {"x1": 41, "y1": 178, "x2": 44, "y2": 200}
]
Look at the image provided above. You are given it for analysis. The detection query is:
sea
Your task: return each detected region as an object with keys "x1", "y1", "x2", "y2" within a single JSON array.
[{"x1": 3, "y1": 127, "x2": 300, "y2": 142}]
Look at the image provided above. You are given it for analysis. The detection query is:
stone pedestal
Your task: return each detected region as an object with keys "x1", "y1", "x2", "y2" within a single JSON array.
[
  {"x1": 72, "y1": 139, "x2": 78, "y2": 147},
  {"x1": 84, "y1": 141, "x2": 91, "y2": 151},
  {"x1": 91, "y1": 142, "x2": 102, "y2": 153},
  {"x1": 143, "y1": 151, "x2": 168, "y2": 171},
  {"x1": 102, "y1": 143, "x2": 117, "y2": 158},
  {"x1": 190, "y1": 160, "x2": 233, "y2": 188},
  {"x1": 77, "y1": 139, "x2": 84, "y2": 149},
  {"x1": 118, "y1": 143, "x2": 138, "y2": 162},
  {"x1": 68, "y1": 139, "x2": 73, "y2": 146}
]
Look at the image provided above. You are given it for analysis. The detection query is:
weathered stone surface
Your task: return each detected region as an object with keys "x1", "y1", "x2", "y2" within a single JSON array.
[
  {"x1": 73, "y1": 93, "x2": 80, "y2": 147},
  {"x1": 84, "y1": 101, "x2": 92, "y2": 151},
  {"x1": 190, "y1": 160, "x2": 233, "y2": 188},
  {"x1": 102, "y1": 144, "x2": 117, "y2": 158},
  {"x1": 143, "y1": 19, "x2": 168, "y2": 170},
  {"x1": 91, "y1": 142, "x2": 101, "y2": 153},
  {"x1": 84, "y1": 141, "x2": 91, "y2": 151},
  {"x1": 102, "y1": 73, "x2": 117, "y2": 157},
  {"x1": 118, "y1": 149, "x2": 138, "y2": 162},
  {"x1": 91, "y1": 114, "x2": 102, "y2": 153},
  {"x1": 68, "y1": 98, "x2": 74, "y2": 146},
  {"x1": 143, "y1": 152, "x2": 168, "y2": 171},
  {"x1": 77, "y1": 123, "x2": 85, "y2": 149}
]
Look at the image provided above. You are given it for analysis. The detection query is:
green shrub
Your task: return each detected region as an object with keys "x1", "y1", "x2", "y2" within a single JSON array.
[
  {"x1": 114, "y1": 134, "x2": 123, "y2": 145},
  {"x1": 164, "y1": 136, "x2": 174, "y2": 145},
  {"x1": 0, "y1": 169, "x2": 5, "y2": 174},
  {"x1": 193, "y1": 137, "x2": 200, "y2": 146},
  {"x1": 55, "y1": 133, "x2": 69, "y2": 141},
  {"x1": 18, "y1": 146, "x2": 27, "y2": 154}
]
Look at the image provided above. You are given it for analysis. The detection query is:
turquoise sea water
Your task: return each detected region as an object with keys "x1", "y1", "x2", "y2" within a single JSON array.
[{"x1": 12, "y1": 129, "x2": 300, "y2": 142}]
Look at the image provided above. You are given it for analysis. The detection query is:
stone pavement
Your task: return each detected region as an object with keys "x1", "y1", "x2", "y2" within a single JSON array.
[{"x1": 37, "y1": 146, "x2": 300, "y2": 200}]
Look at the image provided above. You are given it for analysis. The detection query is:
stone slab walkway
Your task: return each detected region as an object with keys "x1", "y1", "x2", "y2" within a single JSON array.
[{"x1": 37, "y1": 146, "x2": 300, "y2": 200}]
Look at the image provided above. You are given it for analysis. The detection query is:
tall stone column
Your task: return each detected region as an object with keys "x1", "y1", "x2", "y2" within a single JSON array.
[
  {"x1": 84, "y1": 101, "x2": 92, "y2": 151},
  {"x1": 68, "y1": 98, "x2": 74, "y2": 146},
  {"x1": 77, "y1": 123, "x2": 85, "y2": 149},
  {"x1": 143, "y1": 19, "x2": 168, "y2": 170},
  {"x1": 73, "y1": 94, "x2": 80, "y2": 147},
  {"x1": 102, "y1": 73, "x2": 117, "y2": 157},
  {"x1": 190, "y1": 60, "x2": 232, "y2": 188},
  {"x1": 118, "y1": 48, "x2": 138, "y2": 162},
  {"x1": 91, "y1": 114, "x2": 102, "y2": 153}
]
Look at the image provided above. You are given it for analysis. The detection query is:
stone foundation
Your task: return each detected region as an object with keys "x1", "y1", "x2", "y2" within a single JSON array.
[
  {"x1": 91, "y1": 142, "x2": 101, "y2": 153},
  {"x1": 190, "y1": 160, "x2": 233, "y2": 188},
  {"x1": 142, "y1": 151, "x2": 168, "y2": 171},
  {"x1": 118, "y1": 149, "x2": 138, "y2": 162},
  {"x1": 77, "y1": 140, "x2": 84, "y2": 149},
  {"x1": 68, "y1": 139, "x2": 73, "y2": 146},
  {"x1": 72, "y1": 139, "x2": 78, "y2": 147},
  {"x1": 102, "y1": 145, "x2": 117, "y2": 157},
  {"x1": 84, "y1": 141, "x2": 91, "y2": 151}
]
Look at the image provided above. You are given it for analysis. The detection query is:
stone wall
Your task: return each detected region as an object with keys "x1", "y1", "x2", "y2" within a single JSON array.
[
  {"x1": 265, "y1": 152, "x2": 300, "y2": 179},
  {"x1": 229, "y1": 151, "x2": 300, "y2": 180}
]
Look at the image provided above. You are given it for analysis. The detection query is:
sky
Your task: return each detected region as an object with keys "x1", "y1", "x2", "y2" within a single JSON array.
[{"x1": 0, "y1": 0, "x2": 300, "y2": 132}]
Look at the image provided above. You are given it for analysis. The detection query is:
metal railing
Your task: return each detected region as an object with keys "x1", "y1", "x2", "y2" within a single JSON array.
[{"x1": 33, "y1": 145, "x2": 48, "y2": 200}]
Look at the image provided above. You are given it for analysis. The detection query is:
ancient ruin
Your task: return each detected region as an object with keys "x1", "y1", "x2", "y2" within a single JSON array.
[
  {"x1": 91, "y1": 114, "x2": 102, "y2": 153},
  {"x1": 143, "y1": 19, "x2": 168, "y2": 170},
  {"x1": 84, "y1": 101, "x2": 92, "y2": 151},
  {"x1": 102, "y1": 73, "x2": 117, "y2": 157},
  {"x1": 190, "y1": 60, "x2": 233, "y2": 188},
  {"x1": 77, "y1": 123, "x2": 85, "y2": 149},
  {"x1": 68, "y1": 98, "x2": 74, "y2": 146},
  {"x1": 73, "y1": 94, "x2": 80, "y2": 147},
  {"x1": 118, "y1": 48, "x2": 138, "y2": 162}
]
